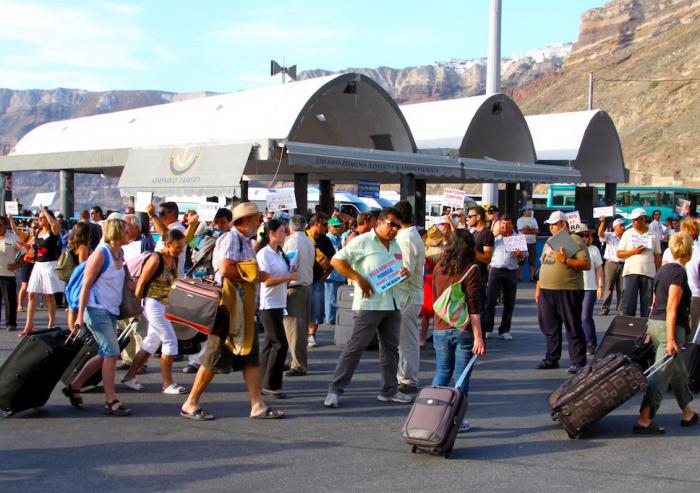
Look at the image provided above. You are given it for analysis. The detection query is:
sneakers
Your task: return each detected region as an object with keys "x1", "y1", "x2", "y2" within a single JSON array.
[
  {"x1": 285, "y1": 367, "x2": 307, "y2": 377},
  {"x1": 182, "y1": 364, "x2": 200, "y2": 374},
  {"x1": 567, "y1": 365, "x2": 585, "y2": 375},
  {"x1": 484, "y1": 332, "x2": 492, "y2": 339},
  {"x1": 162, "y1": 383, "x2": 188, "y2": 395},
  {"x1": 121, "y1": 378, "x2": 143, "y2": 391},
  {"x1": 307, "y1": 335, "x2": 318, "y2": 348},
  {"x1": 458, "y1": 420, "x2": 471, "y2": 433},
  {"x1": 586, "y1": 343, "x2": 597, "y2": 356},
  {"x1": 377, "y1": 391, "x2": 413, "y2": 404},
  {"x1": 499, "y1": 333, "x2": 513, "y2": 341},
  {"x1": 323, "y1": 391, "x2": 339, "y2": 408},
  {"x1": 535, "y1": 359, "x2": 559, "y2": 370}
]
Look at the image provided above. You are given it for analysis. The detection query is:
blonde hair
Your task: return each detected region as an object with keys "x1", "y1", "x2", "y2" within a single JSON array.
[
  {"x1": 102, "y1": 219, "x2": 128, "y2": 244},
  {"x1": 680, "y1": 218, "x2": 699, "y2": 239},
  {"x1": 669, "y1": 232, "x2": 693, "y2": 262}
]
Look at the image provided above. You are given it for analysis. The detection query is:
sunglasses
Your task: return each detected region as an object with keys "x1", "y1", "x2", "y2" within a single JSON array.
[
  {"x1": 467, "y1": 214, "x2": 478, "y2": 219},
  {"x1": 384, "y1": 220, "x2": 401, "y2": 229}
]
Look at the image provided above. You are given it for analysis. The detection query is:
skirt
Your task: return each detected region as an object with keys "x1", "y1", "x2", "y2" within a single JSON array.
[{"x1": 27, "y1": 261, "x2": 65, "y2": 294}]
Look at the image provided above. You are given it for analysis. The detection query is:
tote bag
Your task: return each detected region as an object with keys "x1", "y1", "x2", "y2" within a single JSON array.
[{"x1": 433, "y1": 264, "x2": 478, "y2": 328}]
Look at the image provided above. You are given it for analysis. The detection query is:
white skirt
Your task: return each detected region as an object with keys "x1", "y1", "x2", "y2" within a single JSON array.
[{"x1": 27, "y1": 261, "x2": 65, "y2": 294}]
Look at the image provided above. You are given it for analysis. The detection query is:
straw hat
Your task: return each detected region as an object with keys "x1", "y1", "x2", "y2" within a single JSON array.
[
  {"x1": 425, "y1": 226, "x2": 446, "y2": 247},
  {"x1": 232, "y1": 202, "x2": 259, "y2": 222}
]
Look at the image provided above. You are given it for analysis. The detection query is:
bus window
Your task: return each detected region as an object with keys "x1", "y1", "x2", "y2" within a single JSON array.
[
  {"x1": 429, "y1": 203, "x2": 442, "y2": 217},
  {"x1": 551, "y1": 189, "x2": 573, "y2": 206},
  {"x1": 659, "y1": 192, "x2": 673, "y2": 207},
  {"x1": 629, "y1": 189, "x2": 656, "y2": 207},
  {"x1": 617, "y1": 191, "x2": 631, "y2": 206}
]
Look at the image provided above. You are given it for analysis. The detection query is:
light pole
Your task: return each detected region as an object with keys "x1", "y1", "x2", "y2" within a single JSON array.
[{"x1": 482, "y1": 0, "x2": 501, "y2": 208}]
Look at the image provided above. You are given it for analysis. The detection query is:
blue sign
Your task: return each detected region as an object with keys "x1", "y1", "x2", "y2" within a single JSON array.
[{"x1": 357, "y1": 180, "x2": 381, "y2": 199}]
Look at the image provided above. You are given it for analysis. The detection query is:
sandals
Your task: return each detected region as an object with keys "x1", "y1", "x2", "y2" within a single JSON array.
[
  {"x1": 162, "y1": 383, "x2": 188, "y2": 395},
  {"x1": 250, "y1": 408, "x2": 285, "y2": 419},
  {"x1": 180, "y1": 408, "x2": 215, "y2": 421},
  {"x1": 681, "y1": 413, "x2": 699, "y2": 427},
  {"x1": 18, "y1": 326, "x2": 34, "y2": 337},
  {"x1": 632, "y1": 422, "x2": 665, "y2": 435},
  {"x1": 104, "y1": 399, "x2": 132, "y2": 417},
  {"x1": 261, "y1": 389, "x2": 287, "y2": 399},
  {"x1": 62, "y1": 386, "x2": 84, "y2": 410}
]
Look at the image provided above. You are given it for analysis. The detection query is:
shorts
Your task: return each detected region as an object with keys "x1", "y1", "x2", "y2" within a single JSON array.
[
  {"x1": 84, "y1": 306, "x2": 120, "y2": 357},
  {"x1": 201, "y1": 307, "x2": 259, "y2": 374},
  {"x1": 310, "y1": 281, "x2": 325, "y2": 325}
]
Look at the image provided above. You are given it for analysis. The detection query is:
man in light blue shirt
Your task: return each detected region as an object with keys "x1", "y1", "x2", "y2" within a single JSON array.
[
  {"x1": 323, "y1": 208, "x2": 412, "y2": 408},
  {"x1": 484, "y1": 215, "x2": 526, "y2": 340},
  {"x1": 324, "y1": 217, "x2": 347, "y2": 327}
]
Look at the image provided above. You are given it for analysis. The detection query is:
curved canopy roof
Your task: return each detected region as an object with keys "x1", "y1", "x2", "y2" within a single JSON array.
[
  {"x1": 526, "y1": 110, "x2": 627, "y2": 183},
  {"x1": 400, "y1": 93, "x2": 537, "y2": 163},
  {"x1": 9, "y1": 72, "x2": 415, "y2": 160}
]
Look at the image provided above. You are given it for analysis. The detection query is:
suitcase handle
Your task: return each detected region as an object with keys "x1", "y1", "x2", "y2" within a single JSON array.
[
  {"x1": 454, "y1": 354, "x2": 478, "y2": 391},
  {"x1": 644, "y1": 352, "x2": 678, "y2": 379}
]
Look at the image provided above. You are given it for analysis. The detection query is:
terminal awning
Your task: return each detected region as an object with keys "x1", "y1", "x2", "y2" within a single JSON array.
[
  {"x1": 459, "y1": 157, "x2": 582, "y2": 183},
  {"x1": 286, "y1": 142, "x2": 462, "y2": 180},
  {"x1": 118, "y1": 143, "x2": 252, "y2": 197}
]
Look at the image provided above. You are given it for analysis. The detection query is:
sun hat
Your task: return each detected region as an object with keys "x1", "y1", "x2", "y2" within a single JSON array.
[{"x1": 232, "y1": 202, "x2": 260, "y2": 222}]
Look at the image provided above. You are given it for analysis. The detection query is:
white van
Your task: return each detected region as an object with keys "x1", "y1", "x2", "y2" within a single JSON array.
[
  {"x1": 425, "y1": 193, "x2": 477, "y2": 225},
  {"x1": 277, "y1": 187, "x2": 371, "y2": 217}
]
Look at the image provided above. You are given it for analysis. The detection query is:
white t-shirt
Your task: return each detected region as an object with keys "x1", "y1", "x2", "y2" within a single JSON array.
[
  {"x1": 0, "y1": 232, "x2": 20, "y2": 277},
  {"x1": 156, "y1": 221, "x2": 186, "y2": 277},
  {"x1": 583, "y1": 245, "x2": 603, "y2": 291},
  {"x1": 618, "y1": 228, "x2": 661, "y2": 278},
  {"x1": 516, "y1": 216, "x2": 539, "y2": 244},
  {"x1": 256, "y1": 245, "x2": 290, "y2": 310},
  {"x1": 599, "y1": 231, "x2": 622, "y2": 262}
]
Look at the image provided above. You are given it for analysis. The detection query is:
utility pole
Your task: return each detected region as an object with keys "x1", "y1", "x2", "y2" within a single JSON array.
[
  {"x1": 588, "y1": 72, "x2": 594, "y2": 110},
  {"x1": 481, "y1": 0, "x2": 501, "y2": 208},
  {"x1": 271, "y1": 59, "x2": 297, "y2": 84}
]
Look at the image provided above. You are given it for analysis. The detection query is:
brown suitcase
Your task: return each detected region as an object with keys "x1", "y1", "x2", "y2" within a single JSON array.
[{"x1": 165, "y1": 278, "x2": 220, "y2": 334}]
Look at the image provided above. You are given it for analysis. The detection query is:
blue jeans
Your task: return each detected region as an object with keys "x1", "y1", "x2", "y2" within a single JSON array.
[
  {"x1": 582, "y1": 290, "x2": 597, "y2": 345},
  {"x1": 432, "y1": 329, "x2": 475, "y2": 397},
  {"x1": 310, "y1": 281, "x2": 325, "y2": 325},
  {"x1": 324, "y1": 281, "x2": 343, "y2": 325},
  {"x1": 84, "y1": 306, "x2": 119, "y2": 357}
]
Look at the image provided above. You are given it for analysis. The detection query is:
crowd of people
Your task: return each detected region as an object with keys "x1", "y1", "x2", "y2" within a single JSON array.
[{"x1": 1, "y1": 199, "x2": 698, "y2": 434}]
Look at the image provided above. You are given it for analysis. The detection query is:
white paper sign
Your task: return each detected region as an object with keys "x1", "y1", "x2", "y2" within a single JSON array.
[
  {"x1": 197, "y1": 202, "x2": 220, "y2": 222},
  {"x1": 630, "y1": 234, "x2": 653, "y2": 250},
  {"x1": 266, "y1": 190, "x2": 297, "y2": 212},
  {"x1": 135, "y1": 191, "x2": 153, "y2": 213},
  {"x1": 442, "y1": 188, "x2": 465, "y2": 210},
  {"x1": 5, "y1": 201, "x2": 18, "y2": 215},
  {"x1": 31, "y1": 192, "x2": 56, "y2": 208},
  {"x1": 676, "y1": 199, "x2": 691, "y2": 217},
  {"x1": 593, "y1": 206, "x2": 615, "y2": 218},
  {"x1": 503, "y1": 234, "x2": 528, "y2": 253},
  {"x1": 432, "y1": 215, "x2": 446, "y2": 226},
  {"x1": 566, "y1": 211, "x2": 584, "y2": 232}
]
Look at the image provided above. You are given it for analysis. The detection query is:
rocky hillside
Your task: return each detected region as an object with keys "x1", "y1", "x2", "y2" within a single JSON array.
[{"x1": 515, "y1": 0, "x2": 700, "y2": 186}]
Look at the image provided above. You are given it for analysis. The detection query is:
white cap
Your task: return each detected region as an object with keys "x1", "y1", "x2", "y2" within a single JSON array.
[
  {"x1": 629, "y1": 208, "x2": 647, "y2": 220},
  {"x1": 107, "y1": 212, "x2": 124, "y2": 221},
  {"x1": 544, "y1": 210, "x2": 568, "y2": 224},
  {"x1": 612, "y1": 218, "x2": 625, "y2": 228}
]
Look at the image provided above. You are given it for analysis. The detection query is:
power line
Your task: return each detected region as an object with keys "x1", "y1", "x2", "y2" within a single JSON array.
[{"x1": 595, "y1": 77, "x2": 700, "y2": 82}]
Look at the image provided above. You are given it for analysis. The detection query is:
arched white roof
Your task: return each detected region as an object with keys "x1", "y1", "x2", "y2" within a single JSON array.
[
  {"x1": 526, "y1": 110, "x2": 626, "y2": 183},
  {"x1": 11, "y1": 72, "x2": 415, "y2": 156},
  {"x1": 400, "y1": 94, "x2": 537, "y2": 163}
]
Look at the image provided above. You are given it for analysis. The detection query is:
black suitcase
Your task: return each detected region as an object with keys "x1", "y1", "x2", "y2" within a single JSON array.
[
  {"x1": 681, "y1": 324, "x2": 700, "y2": 393},
  {"x1": 594, "y1": 315, "x2": 655, "y2": 370},
  {"x1": 548, "y1": 353, "x2": 672, "y2": 439},
  {"x1": 0, "y1": 328, "x2": 83, "y2": 417},
  {"x1": 61, "y1": 320, "x2": 138, "y2": 390}
]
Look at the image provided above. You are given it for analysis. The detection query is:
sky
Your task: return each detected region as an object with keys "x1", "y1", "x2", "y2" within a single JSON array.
[{"x1": 0, "y1": 0, "x2": 608, "y2": 93}]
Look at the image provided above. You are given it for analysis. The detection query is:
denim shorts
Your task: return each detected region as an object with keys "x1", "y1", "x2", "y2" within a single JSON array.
[
  {"x1": 84, "y1": 306, "x2": 120, "y2": 357},
  {"x1": 310, "y1": 281, "x2": 325, "y2": 325}
]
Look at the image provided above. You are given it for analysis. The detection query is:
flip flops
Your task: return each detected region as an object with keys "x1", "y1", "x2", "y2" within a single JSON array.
[
  {"x1": 632, "y1": 422, "x2": 665, "y2": 434},
  {"x1": 250, "y1": 408, "x2": 285, "y2": 419},
  {"x1": 681, "y1": 413, "x2": 699, "y2": 427},
  {"x1": 180, "y1": 408, "x2": 215, "y2": 421}
]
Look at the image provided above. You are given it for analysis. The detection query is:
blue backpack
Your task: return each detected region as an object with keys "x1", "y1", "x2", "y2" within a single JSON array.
[{"x1": 65, "y1": 246, "x2": 111, "y2": 310}]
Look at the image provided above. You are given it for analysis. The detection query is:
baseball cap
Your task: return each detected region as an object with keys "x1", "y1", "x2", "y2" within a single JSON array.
[
  {"x1": 612, "y1": 218, "x2": 625, "y2": 228},
  {"x1": 544, "y1": 211, "x2": 568, "y2": 224},
  {"x1": 106, "y1": 212, "x2": 124, "y2": 221},
  {"x1": 488, "y1": 205, "x2": 499, "y2": 213},
  {"x1": 629, "y1": 208, "x2": 647, "y2": 220},
  {"x1": 520, "y1": 204, "x2": 532, "y2": 211},
  {"x1": 328, "y1": 217, "x2": 343, "y2": 227}
]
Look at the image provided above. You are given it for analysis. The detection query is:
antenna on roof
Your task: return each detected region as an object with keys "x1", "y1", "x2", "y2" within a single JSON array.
[{"x1": 271, "y1": 59, "x2": 297, "y2": 84}]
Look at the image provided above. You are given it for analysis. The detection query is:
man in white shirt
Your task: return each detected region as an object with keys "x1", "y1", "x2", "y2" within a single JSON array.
[
  {"x1": 147, "y1": 201, "x2": 186, "y2": 277},
  {"x1": 394, "y1": 201, "x2": 425, "y2": 393},
  {"x1": 282, "y1": 215, "x2": 315, "y2": 377},
  {"x1": 0, "y1": 217, "x2": 20, "y2": 331},
  {"x1": 597, "y1": 217, "x2": 626, "y2": 315},
  {"x1": 484, "y1": 215, "x2": 526, "y2": 340},
  {"x1": 617, "y1": 208, "x2": 662, "y2": 317},
  {"x1": 516, "y1": 205, "x2": 539, "y2": 282},
  {"x1": 648, "y1": 210, "x2": 666, "y2": 244}
]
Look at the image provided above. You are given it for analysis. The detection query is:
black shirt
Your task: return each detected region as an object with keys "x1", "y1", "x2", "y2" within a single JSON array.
[
  {"x1": 472, "y1": 227, "x2": 495, "y2": 278},
  {"x1": 650, "y1": 263, "x2": 691, "y2": 330},
  {"x1": 312, "y1": 234, "x2": 336, "y2": 282},
  {"x1": 89, "y1": 222, "x2": 102, "y2": 251},
  {"x1": 35, "y1": 232, "x2": 60, "y2": 262}
]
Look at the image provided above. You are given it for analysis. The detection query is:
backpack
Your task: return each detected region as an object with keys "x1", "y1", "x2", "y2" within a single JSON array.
[
  {"x1": 65, "y1": 246, "x2": 111, "y2": 310},
  {"x1": 55, "y1": 248, "x2": 78, "y2": 282},
  {"x1": 432, "y1": 264, "x2": 478, "y2": 329}
]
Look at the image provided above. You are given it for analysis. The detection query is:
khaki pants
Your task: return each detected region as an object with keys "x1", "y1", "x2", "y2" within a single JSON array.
[
  {"x1": 119, "y1": 317, "x2": 146, "y2": 365},
  {"x1": 283, "y1": 285, "x2": 311, "y2": 371}
]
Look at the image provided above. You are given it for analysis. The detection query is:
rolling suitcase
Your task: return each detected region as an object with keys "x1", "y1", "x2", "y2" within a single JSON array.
[
  {"x1": 594, "y1": 315, "x2": 654, "y2": 370},
  {"x1": 681, "y1": 323, "x2": 700, "y2": 393},
  {"x1": 548, "y1": 353, "x2": 673, "y2": 439},
  {"x1": 0, "y1": 328, "x2": 84, "y2": 417},
  {"x1": 164, "y1": 278, "x2": 221, "y2": 334},
  {"x1": 60, "y1": 320, "x2": 138, "y2": 390},
  {"x1": 401, "y1": 354, "x2": 477, "y2": 458}
]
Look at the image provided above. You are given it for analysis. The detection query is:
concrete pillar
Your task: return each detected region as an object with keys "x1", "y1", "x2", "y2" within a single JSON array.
[
  {"x1": 415, "y1": 178, "x2": 427, "y2": 228},
  {"x1": 400, "y1": 173, "x2": 416, "y2": 206},
  {"x1": 294, "y1": 173, "x2": 308, "y2": 216},
  {"x1": 240, "y1": 180, "x2": 249, "y2": 202},
  {"x1": 604, "y1": 183, "x2": 617, "y2": 207},
  {"x1": 504, "y1": 182, "x2": 518, "y2": 216},
  {"x1": 319, "y1": 179, "x2": 334, "y2": 215},
  {"x1": 575, "y1": 186, "x2": 597, "y2": 224},
  {"x1": 59, "y1": 170, "x2": 75, "y2": 218}
]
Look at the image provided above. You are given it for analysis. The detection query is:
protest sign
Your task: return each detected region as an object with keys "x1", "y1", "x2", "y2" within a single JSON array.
[
  {"x1": 676, "y1": 198, "x2": 691, "y2": 217},
  {"x1": 5, "y1": 201, "x2": 18, "y2": 215},
  {"x1": 31, "y1": 192, "x2": 56, "y2": 208},
  {"x1": 442, "y1": 188, "x2": 465, "y2": 210},
  {"x1": 197, "y1": 202, "x2": 220, "y2": 222},
  {"x1": 566, "y1": 211, "x2": 584, "y2": 232},
  {"x1": 135, "y1": 191, "x2": 153, "y2": 213},
  {"x1": 630, "y1": 234, "x2": 653, "y2": 250},
  {"x1": 266, "y1": 190, "x2": 297, "y2": 212},
  {"x1": 546, "y1": 228, "x2": 582, "y2": 258},
  {"x1": 593, "y1": 206, "x2": 615, "y2": 218},
  {"x1": 432, "y1": 215, "x2": 446, "y2": 226},
  {"x1": 503, "y1": 234, "x2": 528, "y2": 253},
  {"x1": 368, "y1": 257, "x2": 406, "y2": 294}
]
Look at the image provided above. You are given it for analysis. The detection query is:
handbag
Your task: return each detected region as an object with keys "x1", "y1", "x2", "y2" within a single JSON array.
[
  {"x1": 432, "y1": 264, "x2": 478, "y2": 328},
  {"x1": 56, "y1": 248, "x2": 78, "y2": 282},
  {"x1": 119, "y1": 264, "x2": 143, "y2": 320},
  {"x1": 164, "y1": 278, "x2": 221, "y2": 334}
]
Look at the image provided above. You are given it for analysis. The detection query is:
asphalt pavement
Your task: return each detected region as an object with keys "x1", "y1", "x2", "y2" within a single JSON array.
[{"x1": 1, "y1": 285, "x2": 699, "y2": 493}]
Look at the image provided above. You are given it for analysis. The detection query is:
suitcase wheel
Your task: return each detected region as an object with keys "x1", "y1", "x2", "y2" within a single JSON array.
[
  {"x1": 567, "y1": 432, "x2": 583, "y2": 440},
  {"x1": 2, "y1": 410, "x2": 13, "y2": 418},
  {"x1": 411, "y1": 446, "x2": 417, "y2": 454}
]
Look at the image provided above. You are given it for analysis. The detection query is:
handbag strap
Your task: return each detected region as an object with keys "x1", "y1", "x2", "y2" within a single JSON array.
[{"x1": 455, "y1": 263, "x2": 478, "y2": 286}]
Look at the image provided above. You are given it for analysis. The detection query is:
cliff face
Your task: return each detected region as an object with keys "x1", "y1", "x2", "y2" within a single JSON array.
[{"x1": 516, "y1": 0, "x2": 700, "y2": 186}]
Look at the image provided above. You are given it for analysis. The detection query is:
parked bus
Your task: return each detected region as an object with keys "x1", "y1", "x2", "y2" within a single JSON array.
[{"x1": 546, "y1": 185, "x2": 700, "y2": 219}]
